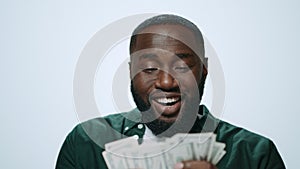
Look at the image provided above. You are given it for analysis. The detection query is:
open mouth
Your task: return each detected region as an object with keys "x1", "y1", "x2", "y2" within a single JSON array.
[
  {"x1": 155, "y1": 97, "x2": 181, "y2": 106},
  {"x1": 151, "y1": 95, "x2": 182, "y2": 119}
]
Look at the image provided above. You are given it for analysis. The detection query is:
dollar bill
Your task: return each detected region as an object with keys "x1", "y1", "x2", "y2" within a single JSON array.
[{"x1": 102, "y1": 133, "x2": 226, "y2": 169}]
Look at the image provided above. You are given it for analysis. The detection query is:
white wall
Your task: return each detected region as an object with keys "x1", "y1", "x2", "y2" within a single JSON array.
[{"x1": 0, "y1": 0, "x2": 299, "y2": 168}]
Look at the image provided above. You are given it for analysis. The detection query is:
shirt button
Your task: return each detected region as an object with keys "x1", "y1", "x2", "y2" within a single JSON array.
[
  {"x1": 124, "y1": 126, "x2": 129, "y2": 131},
  {"x1": 137, "y1": 124, "x2": 143, "y2": 129}
]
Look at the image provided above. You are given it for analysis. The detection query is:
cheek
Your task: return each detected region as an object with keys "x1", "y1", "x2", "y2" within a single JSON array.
[
  {"x1": 177, "y1": 70, "x2": 201, "y2": 88},
  {"x1": 177, "y1": 77, "x2": 198, "y2": 92},
  {"x1": 132, "y1": 73, "x2": 156, "y2": 94}
]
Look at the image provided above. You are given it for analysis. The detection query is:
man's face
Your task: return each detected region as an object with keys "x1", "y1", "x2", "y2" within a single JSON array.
[{"x1": 130, "y1": 24, "x2": 207, "y2": 136}]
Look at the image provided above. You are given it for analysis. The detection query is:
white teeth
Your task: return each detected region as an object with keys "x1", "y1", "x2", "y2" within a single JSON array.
[{"x1": 156, "y1": 97, "x2": 179, "y2": 104}]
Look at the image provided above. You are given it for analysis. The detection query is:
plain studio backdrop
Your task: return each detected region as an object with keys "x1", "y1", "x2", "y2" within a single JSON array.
[{"x1": 0, "y1": 0, "x2": 299, "y2": 168}]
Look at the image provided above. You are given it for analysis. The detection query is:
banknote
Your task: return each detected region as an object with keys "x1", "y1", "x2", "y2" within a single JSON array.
[{"x1": 102, "y1": 133, "x2": 226, "y2": 169}]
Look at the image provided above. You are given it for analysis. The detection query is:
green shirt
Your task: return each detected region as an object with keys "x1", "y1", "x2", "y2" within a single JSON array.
[{"x1": 56, "y1": 105, "x2": 285, "y2": 169}]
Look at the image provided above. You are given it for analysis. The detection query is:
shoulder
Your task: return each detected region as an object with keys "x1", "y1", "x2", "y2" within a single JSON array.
[
  {"x1": 56, "y1": 112, "x2": 134, "y2": 169},
  {"x1": 217, "y1": 120, "x2": 271, "y2": 147},
  {"x1": 201, "y1": 105, "x2": 270, "y2": 145},
  {"x1": 66, "y1": 110, "x2": 138, "y2": 147},
  {"x1": 202, "y1": 105, "x2": 276, "y2": 151},
  {"x1": 216, "y1": 120, "x2": 285, "y2": 168},
  {"x1": 216, "y1": 120, "x2": 278, "y2": 161}
]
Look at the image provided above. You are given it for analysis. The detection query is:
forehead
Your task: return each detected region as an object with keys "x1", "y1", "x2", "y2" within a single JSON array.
[{"x1": 132, "y1": 24, "x2": 199, "y2": 54}]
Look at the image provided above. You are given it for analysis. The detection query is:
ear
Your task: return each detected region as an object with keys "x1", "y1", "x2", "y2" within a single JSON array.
[
  {"x1": 128, "y1": 61, "x2": 132, "y2": 80},
  {"x1": 203, "y1": 64, "x2": 208, "y2": 77},
  {"x1": 203, "y1": 57, "x2": 208, "y2": 69},
  {"x1": 201, "y1": 59, "x2": 208, "y2": 81}
]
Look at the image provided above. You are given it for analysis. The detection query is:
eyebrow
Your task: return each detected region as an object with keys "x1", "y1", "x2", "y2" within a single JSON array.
[
  {"x1": 175, "y1": 53, "x2": 193, "y2": 59},
  {"x1": 138, "y1": 53, "x2": 193, "y2": 61}
]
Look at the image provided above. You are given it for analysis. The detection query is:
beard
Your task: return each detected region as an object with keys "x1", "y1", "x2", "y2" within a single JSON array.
[{"x1": 130, "y1": 78, "x2": 206, "y2": 137}]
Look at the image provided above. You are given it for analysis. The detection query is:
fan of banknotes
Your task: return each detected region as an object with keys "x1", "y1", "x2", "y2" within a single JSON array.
[{"x1": 103, "y1": 133, "x2": 226, "y2": 169}]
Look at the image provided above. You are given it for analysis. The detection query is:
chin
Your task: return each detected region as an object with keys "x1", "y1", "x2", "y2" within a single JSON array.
[{"x1": 157, "y1": 115, "x2": 178, "y2": 124}]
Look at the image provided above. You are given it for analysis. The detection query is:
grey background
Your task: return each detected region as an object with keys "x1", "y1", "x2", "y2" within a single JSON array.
[{"x1": 0, "y1": 0, "x2": 299, "y2": 168}]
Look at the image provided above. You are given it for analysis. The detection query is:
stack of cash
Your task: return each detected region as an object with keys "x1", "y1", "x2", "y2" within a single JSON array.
[{"x1": 102, "y1": 133, "x2": 226, "y2": 169}]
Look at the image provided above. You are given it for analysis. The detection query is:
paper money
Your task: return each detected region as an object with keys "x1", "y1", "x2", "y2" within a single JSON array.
[{"x1": 102, "y1": 133, "x2": 226, "y2": 169}]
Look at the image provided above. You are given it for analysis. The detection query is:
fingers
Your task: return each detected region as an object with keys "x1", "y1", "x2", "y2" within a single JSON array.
[
  {"x1": 174, "y1": 162, "x2": 184, "y2": 169},
  {"x1": 174, "y1": 161, "x2": 217, "y2": 169}
]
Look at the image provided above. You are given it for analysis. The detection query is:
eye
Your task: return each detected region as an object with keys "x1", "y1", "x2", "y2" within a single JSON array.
[
  {"x1": 174, "y1": 66, "x2": 190, "y2": 73},
  {"x1": 143, "y1": 67, "x2": 159, "y2": 73}
]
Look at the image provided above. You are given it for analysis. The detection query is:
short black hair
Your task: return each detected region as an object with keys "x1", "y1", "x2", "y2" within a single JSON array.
[{"x1": 129, "y1": 14, "x2": 205, "y2": 59}]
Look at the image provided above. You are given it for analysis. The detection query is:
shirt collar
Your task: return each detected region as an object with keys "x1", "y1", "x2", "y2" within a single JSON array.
[
  {"x1": 122, "y1": 105, "x2": 219, "y2": 137},
  {"x1": 122, "y1": 108, "x2": 145, "y2": 138}
]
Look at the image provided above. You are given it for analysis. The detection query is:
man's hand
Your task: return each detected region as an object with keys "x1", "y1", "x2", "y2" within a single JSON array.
[{"x1": 174, "y1": 161, "x2": 217, "y2": 169}]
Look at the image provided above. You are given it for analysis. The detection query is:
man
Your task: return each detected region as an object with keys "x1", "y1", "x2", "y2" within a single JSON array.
[{"x1": 56, "y1": 14, "x2": 285, "y2": 169}]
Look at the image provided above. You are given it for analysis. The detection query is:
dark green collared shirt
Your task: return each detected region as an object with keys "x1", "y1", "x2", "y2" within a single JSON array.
[{"x1": 56, "y1": 105, "x2": 285, "y2": 169}]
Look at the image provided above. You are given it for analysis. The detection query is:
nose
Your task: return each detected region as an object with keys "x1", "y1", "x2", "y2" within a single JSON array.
[{"x1": 155, "y1": 70, "x2": 178, "y2": 91}]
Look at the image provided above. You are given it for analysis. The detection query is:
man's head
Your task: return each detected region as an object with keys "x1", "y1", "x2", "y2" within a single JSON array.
[{"x1": 129, "y1": 14, "x2": 208, "y2": 137}]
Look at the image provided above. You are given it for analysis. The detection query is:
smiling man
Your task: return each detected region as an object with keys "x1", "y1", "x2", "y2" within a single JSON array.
[
  {"x1": 130, "y1": 23, "x2": 206, "y2": 138},
  {"x1": 56, "y1": 14, "x2": 285, "y2": 169}
]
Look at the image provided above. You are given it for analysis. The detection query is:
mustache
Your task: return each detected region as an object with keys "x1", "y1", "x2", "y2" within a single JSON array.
[
  {"x1": 154, "y1": 86, "x2": 181, "y2": 93},
  {"x1": 148, "y1": 88, "x2": 182, "y2": 100}
]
